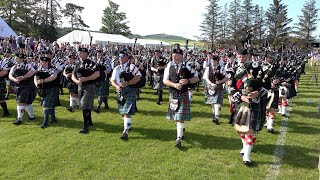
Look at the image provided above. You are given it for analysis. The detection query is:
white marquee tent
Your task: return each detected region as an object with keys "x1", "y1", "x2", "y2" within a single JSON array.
[
  {"x1": 57, "y1": 30, "x2": 134, "y2": 45},
  {"x1": 0, "y1": 17, "x2": 17, "y2": 38}
]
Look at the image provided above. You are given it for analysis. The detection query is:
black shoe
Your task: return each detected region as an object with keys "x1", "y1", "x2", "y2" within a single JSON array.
[
  {"x1": 104, "y1": 105, "x2": 109, "y2": 110},
  {"x1": 212, "y1": 117, "x2": 220, "y2": 125},
  {"x1": 94, "y1": 108, "x2": 100, "y2": 113},
  {"x1": 156, "y1": 101, "x2": 161, "y2": 105},
  {"x1": 79, "y1": 128, "x2": 89, "y2": 134},
  {"x1": 67, "y1": 107, "x2": 73, "y2": 112},
  {"x1": 282, "y1": 114, "x2": 288, "y2": 118},
  {"x1": 243, "y1": 161, "x2": 253, "y2": 166},
  {"x1": 13, "y1": 119, "x2": 22, "y2": 125},
  {"x1": 267, "y1": 128, "x2": 275, "y2": 134},
  {"x1": 5, "y1": 97, "x2": 9, "y2": 100},
  {"x1": 41, "y1": 124, "x2": 48, "y2": 128},
  {"x1": 175, "y1": 138, "x2": 182, "y2": 148},
  {"x1": 28, "y1": 117, "x2": 35, "y2": 121},
  {"x1": 120, "y1": 133, "x2": 128, "y2": 140}
]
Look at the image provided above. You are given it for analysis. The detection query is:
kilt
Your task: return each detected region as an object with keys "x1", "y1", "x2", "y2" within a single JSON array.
[
  {"x1": 79, "y1": 84, "x2": 95, "y2": 110},
  {"x1": 16, "y1": 85, "x2": 37, "y2": 104},
  {"x1": 166, "y1": 91, "x2": 191, "y2": 121},
  {"x1": 271, "y1": 89, "x2": 279, "y2": 109},
  {"x1": 117, "y1": 86, "x2": 137, "y2": 115},
  {"x1": 287, "y1": 83, "x2": 296, "y2": 99},
  {"x1": 153, "y1": 74, "x2": 164, "y2": 90},
  {"x1": 0, "y1": 78, "x2": 7, "y2": 101},
  {"x1": 233, "y1": 95, "x2": 267, "y2": 132},
  {"x1": 41, "y1": 87, "x2": 58, "y2": 108},
  {"x1": 205, "y1": 84, "x2": 224, "y2": 105},
  {"x1": 67, "y1": 83, "x2": 78, "y2": 94},
  {"x1": 95, "y1": 79, "x2": 109, "y2": 97}
]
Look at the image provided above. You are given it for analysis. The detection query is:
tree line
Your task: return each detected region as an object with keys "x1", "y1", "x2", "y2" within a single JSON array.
[
  {"x1": 0, "y1": 0, "x2": 318, "y2": 50},
  {"x1": 200, "y1": 0, "x2": 319, "y2": 49},
  {"x1": 0, "y1": 0, "x2": 131, "y2": 42}
]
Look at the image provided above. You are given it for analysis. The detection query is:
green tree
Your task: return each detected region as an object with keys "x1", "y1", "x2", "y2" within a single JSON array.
[
  {"x1": 266, "y1": 0, "x2": 293, "y2": 47},
  {"x1": 227, "y1": 0, "x2": 242, "y2": 45},
  {"x1": 199, "y1": 0, "x2": 221, "y2": 50},
  {"x1": 62, "y1": 3, "x2": 89, "y2": 30},
  {"x1": 0, "y1": 0, "x2": 62, "y2": 41},
  {"x1": 294, "y1": 0, "x2": 319, "y2": 48},
  {"x1": 240, "y1": 0, "x2": 254, "y2": 28},
  {"x1": 252, "y1": 5, "x2": 266, "y2": 47},
  {"x1": 100, "y1": 0, "x2": 131, "y2": 36}
]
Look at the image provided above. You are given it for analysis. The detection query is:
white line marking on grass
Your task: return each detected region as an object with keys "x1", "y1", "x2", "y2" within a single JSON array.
[{"x1": 266, "y1": 108, "x2": 291, "y2": 180}]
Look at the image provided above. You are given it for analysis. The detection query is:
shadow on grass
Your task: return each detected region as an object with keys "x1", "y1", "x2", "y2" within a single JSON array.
[
  {"x1": 254, "y1": 144, "x2": 318, "y2": 169},
  {"x1": 291, "y1": 109, "x2": 320, "y2": 118}
]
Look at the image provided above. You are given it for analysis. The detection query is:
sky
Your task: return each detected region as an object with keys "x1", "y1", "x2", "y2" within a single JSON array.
[{"x1": 60, "y1": 0, "x2": 320, "y2": 39}]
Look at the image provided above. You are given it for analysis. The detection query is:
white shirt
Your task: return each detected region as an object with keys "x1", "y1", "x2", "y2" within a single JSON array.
[
  {"x1": 111, "y1": 62, "x2": 142, "y2": 85},
  {"x1": 163, "y1": 61, "x2": 198, "y2": 81}
]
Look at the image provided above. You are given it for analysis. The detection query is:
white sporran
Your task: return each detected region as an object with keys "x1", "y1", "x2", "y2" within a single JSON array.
[{"x1": 170, "y1": 99, "x2": 179, "y2": 111}]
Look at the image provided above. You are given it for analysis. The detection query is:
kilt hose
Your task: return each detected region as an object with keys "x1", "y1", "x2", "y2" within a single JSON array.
[
  {"x1": 166, "y1": 91, "x2": 191, "y2": 121},
  {"x1": 41, "y1": 87, "x2": 59, "y2": 108},
  {"x1": 117, "y1": 86, "x2": 137, "y2": 115},
  {"x1": 205, "y1": 84, "x2": 224, "y2": 105},
  {"x1": 0, "y1": 78, "x2": 7, "y2": 101},
  {"x1": 79, "y1": 84, "x2": 95, "y2": 110},
  {"x1": 16, "y1": 85, "x2": 37, "y2": 104}
]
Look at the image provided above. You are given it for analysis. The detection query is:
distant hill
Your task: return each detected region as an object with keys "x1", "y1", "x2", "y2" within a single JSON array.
[
  {"x1": 142, "y1": 34, "x2": 194, "y2": 41},
  {"x1": 127, "y1": 33, "x2": 198, "y2": 46}
]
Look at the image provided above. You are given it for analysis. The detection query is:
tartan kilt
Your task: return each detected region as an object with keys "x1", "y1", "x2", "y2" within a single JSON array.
[
  {"x1": 233, "y1": 96, "x2": 267, "y2": 132},
  {"x1": 16, "y1": 85, "x2": 37, "y2": 104},
  {"x1": 79, "y1": 84, "x2": 95, "y2": 110},
  {"x1": 205, "y1": 84, "x2": 224, "y2": 105},
  {"x1": 166, "y1": 91, "x2": 191, "y2": 121},
  {"x1": 41, "y1": 87, "x2": 58, "y2": 108},
  {"x1": 95, "y1": 79, "x2": 109, "y2": 97},
  {"x1": 117, "y1": 86, "x2": 137, "y2": 115},
  {"x1": 0, "y1": 78, "x2": 7, "y2": 101},
  {"x1": 287, "y1": 84, "x2": 296, "y2": 99},
  {"x1": 67, "y1": 83, "x2": 78, "y2": 94},
  {"x1": 153, "y1": 74, "x2": 164, "y2": 90}
]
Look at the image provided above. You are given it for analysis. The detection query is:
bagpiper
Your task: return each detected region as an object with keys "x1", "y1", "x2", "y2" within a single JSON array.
[
  {"x1": 229, "y1": 48, "x2": 268, "y2": 166},
  {"x1": 72, "y1": 47, "x2": 100, "y2": 134},
  {"x1": 163, "y1": 46, "x2": 199, "y2": 148},
  {"x1": 111, "y1": 49, "x2": 142, "y2": 140},
  {"x1": 9, "y1": 53, "x2": 37, "y2": 125},
  {"x1": 203, "y1": 55, "x2": 228, "y2": 125}
]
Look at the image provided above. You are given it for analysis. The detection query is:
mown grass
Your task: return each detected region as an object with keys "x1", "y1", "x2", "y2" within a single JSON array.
[{"x1": 0, "y1": 65, "x2": 318, "y2": 179}]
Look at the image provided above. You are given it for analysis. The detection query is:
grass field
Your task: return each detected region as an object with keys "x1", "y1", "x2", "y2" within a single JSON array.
[{"x1": 0, "y1": 65, "x2": 319, "y2": 179}]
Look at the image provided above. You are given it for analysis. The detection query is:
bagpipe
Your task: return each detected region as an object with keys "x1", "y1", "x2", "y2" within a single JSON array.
[
  {"x1": 119, "y1": 63, "x2": 146, "y2": 89},
  {"x1": 177, "y1": 62, "x2": 197, "y2": 89}
]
